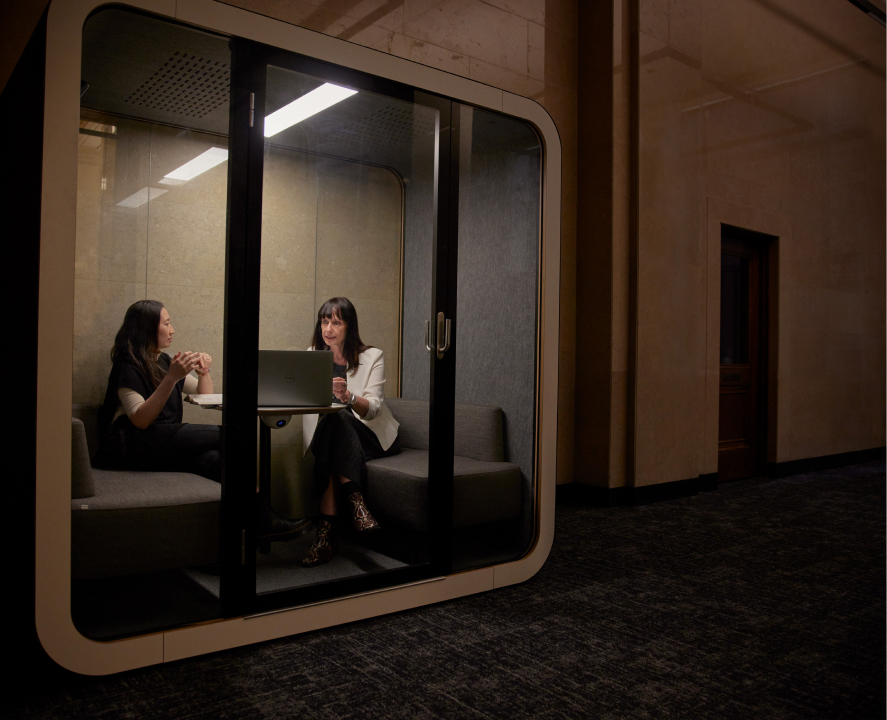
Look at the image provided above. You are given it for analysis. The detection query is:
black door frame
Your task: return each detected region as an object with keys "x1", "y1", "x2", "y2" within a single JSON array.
[{"x1": 221, "y1": 39, "x2": 459, "y2": 617}]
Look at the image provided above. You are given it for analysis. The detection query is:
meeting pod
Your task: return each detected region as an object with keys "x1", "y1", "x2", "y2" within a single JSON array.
[{"x1": 33, "y1": 0, "x2": 560, "y2": 675}]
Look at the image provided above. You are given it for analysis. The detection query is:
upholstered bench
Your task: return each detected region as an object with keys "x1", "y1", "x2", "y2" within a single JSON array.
[
  {"x1": 365, "y1": 399, "x2": 523, "y2": 532},
  {"x1": 71, "y1": 409, "x2": 220, "y2": 579}
]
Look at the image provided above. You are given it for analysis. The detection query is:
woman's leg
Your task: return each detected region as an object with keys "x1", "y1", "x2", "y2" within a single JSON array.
[
  {"x1": 303, "y1": 477, "x2": 341, "y2": 567},
  {"x1": 320, "y1": 477, "x2": 338, "y2": 515},
  {"x1": 160, "y1": 424, "x2": 222, "y2": 481}
]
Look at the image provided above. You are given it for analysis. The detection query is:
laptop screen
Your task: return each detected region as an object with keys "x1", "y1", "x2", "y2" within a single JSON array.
[{"x1": 257, "y1": 350, "x2": 334, "y2": 407}]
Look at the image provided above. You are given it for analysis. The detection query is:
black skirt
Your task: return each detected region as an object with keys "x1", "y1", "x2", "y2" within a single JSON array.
[{"x1": 310, "y1": 409, "x2": 400, "y2": 495}]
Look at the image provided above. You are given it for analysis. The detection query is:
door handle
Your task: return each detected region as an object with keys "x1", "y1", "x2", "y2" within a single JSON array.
[
  {"x1": 435, "y1": 312, "x2": 451, "y2": 359},
  {"x1": 424, "y1": 320, "x2": 434, "y2": 353}
]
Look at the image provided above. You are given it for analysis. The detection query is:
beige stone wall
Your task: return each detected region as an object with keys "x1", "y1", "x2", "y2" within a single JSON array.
[
  {"x1": 74, "y1": 115, "x2": 403, "y2": 515},
  {"x1": 634, "y1": 0, "x2": 885, "y2": 483}
]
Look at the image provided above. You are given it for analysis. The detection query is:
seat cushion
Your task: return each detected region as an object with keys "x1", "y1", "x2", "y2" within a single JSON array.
[
  {"x1": 72, "y1": 470, "x2": 221, "y2": 510},
  {"x1": 71, "y1": 470, "x2": 221, "y2": 579},
  {"x1": 366, "y1": 449, "x2": 522, "y2": 531}
]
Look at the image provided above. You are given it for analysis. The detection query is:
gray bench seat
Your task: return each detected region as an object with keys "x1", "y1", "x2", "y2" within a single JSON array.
[
  {"x1": 366, "y1": 398, "x2": 523, "y2": 532},
  {"x1": 69, "y1": 397, "x2": 521, "y2": 578},
  {"x1": 71, "y1": 414, "x2": 220, "y2": 579}
]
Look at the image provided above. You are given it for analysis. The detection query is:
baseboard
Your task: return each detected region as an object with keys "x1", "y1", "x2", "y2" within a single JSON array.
[
  {"x1": 557, "y1": 473, "x2": 718, "y2": 508},
  {"x1": 766, "y1": 447, "x2": 886, "y2": 479},
  {"x1": 557, "y1": 448, "x2": 887, "y2": 507}
]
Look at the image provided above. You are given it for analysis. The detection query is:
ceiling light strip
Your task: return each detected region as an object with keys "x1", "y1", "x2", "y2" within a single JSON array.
[{"x1": 264, "y1": 83, "x2": 357, "y2": 138}]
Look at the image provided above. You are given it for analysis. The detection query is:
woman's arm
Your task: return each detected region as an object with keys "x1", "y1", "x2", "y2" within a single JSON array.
[
  {"x1": 195, "y1": 352, "x2": 213, "y2": 393},
  {"x1": 346, "y1": 350, "x2": 385, "y2": 420},
  {"x1": 126, "y1": 351, "x2": 198, "y2": 429}
]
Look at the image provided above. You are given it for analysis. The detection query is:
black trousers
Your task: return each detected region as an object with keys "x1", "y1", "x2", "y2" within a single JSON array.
[
  {"x1": 124, "y1": 423, "x2": 222, "y2": 482},
  {"x1": 310, "y1": 410, "x2": 400, "y2": 496}
]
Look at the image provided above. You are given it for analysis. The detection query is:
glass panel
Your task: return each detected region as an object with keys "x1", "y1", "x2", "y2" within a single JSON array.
[
  {"x1": 720, "y1": 253, "x2": 749, "y2": 365},
  {"x1": 253, "y1": 64, "x2": 439, "y2": 595},
  {"x1": 453, "y1": 105, "x2": 542, "y2": 571},
  {"x1": 72, "y1": 9, "x2": 229, "y2": 639}
]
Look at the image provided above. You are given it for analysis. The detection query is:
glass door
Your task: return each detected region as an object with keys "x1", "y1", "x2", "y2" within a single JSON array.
[{"x1": 220, "y1": 42, "x2": 457, "y2": 615}]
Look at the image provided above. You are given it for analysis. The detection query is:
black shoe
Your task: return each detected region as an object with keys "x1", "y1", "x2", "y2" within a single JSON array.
[{"x1": 256, "y1": 497, "x2": 311, "y2": 543}]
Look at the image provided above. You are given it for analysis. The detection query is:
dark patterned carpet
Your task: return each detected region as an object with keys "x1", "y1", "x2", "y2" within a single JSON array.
[{"x1": 6, "y1": 461, "x2": 885, "y2": 719}]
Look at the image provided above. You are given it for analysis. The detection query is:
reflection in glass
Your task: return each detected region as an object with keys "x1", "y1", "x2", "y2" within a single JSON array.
[
  {"x1": 454, "y1": 106, "x2": 542, "y2": 571},
  {"x1": 255, "y1": 64, "x2": 436, "y2": 595},
  {"x1": 71, "y1": 6, "x2": 230, "y2": 640}
]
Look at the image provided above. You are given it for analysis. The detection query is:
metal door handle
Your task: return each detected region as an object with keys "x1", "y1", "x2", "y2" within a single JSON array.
[
  {"x1": 424, "y1": 320, "x2": 433, "y2": 353},
  {"x1": 436, "y1": 312, "x2": 451, "y2": 359}
]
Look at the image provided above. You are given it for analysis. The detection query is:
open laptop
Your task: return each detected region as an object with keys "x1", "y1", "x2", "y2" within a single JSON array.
[{"x1": 257, "y1": 350, "x2": 334, "y2": 407}]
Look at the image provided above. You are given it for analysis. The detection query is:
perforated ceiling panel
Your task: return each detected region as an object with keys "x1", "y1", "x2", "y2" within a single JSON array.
[
  {"x1": 324, "y1": 105, "x2": 437, "y2": 151},
  {"x1": 82, "y1": 8, "x2": 440, "y2": 172},
  {"x1": 126, "y1": 52, "x2": 230, "y2": 119},
  {"x1": 81, "y1": 9, "x2": 232, "y2": 134}
]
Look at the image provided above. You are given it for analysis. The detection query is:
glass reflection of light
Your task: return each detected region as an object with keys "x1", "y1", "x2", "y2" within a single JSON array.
[
  {"x1": 159, "y1": 147, "x2": 229, "y2": 185},
  {"x1": 116, "y1": 186, "x2": 167, "y2": 208},
  {"x1": 264, "y1": 83, "x2": 357, "y2": 137}
]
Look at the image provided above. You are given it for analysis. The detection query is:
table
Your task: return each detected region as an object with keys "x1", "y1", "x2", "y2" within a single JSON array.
[
  {"x1": 189, "y1": 396, "x2": 345, "y2": 511},
  {"x1": 257, "y1": 405, "x2": 345, "y2": 508}
]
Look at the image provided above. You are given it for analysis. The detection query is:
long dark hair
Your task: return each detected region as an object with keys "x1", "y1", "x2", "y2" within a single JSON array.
[
  {"x1": 310, "y1": 297, "x2": 372, "y2": 375},
  {"x1": 110, "y1": 299, "x2": 166, "y2": 389}
]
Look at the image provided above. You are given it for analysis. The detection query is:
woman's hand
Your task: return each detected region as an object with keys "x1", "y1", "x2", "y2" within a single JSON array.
[
  {"x1": 195, "y1": 352, "x2": 212, "y2": 376},
  {"x1": 332, "y1": 377, "x2": 350, "y2": 403},
  {"x1": 194, "y1": 352, "x2": 214, "y2": 393},
  {"x1": 167, "y1": 351, "x2": 201, "y2": 382}
]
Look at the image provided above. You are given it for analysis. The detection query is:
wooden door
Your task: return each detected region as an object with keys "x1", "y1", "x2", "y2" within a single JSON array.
[{"x1": 718, "y1": 231, "x2": 766, "y2": 481}]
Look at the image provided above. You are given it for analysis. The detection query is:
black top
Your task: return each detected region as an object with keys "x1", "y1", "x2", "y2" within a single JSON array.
[
  {"x1": 117, "y1": 353, "x2": 185, "y2": 426},
  {"x1": 100, "y1": 352, "x2": 185, "y2": 452}
]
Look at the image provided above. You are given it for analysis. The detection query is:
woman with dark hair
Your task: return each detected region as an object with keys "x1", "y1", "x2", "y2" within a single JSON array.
[
  {"x1": 301, "y1": 297, "x2": 401, "y2": 567},
  {"x1": 98, "y1": 299, "x2": 306, "y2": 543}
]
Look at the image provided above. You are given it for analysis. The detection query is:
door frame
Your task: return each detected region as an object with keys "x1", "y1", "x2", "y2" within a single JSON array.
[
  {"x1": 35, "y1": 0, "x2": 561, "y2": 675},
  {"x1": 704, "y1": 197, "x2": 784, "y2": 480},
  {"x1": 717, "y1": 226, "x2": 770, "y2": 481},
  {"x1": 223, "y1": 40, "x2": 459, "y2": 615}
]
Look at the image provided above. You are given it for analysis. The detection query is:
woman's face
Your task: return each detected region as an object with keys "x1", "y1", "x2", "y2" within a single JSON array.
[
  {"x1": 156, "y1": 307, "x2": 174, "y2": 350},
  {"x1": 321, "y1": 311, "x2": 347, "y2": 352}
]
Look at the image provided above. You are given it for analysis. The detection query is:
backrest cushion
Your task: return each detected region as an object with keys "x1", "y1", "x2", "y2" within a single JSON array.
[
  {"x1": 385, "y1": 398, "x2": 429, "y2": 450},
  {"x1": 385, "y1": 398, "x2": 504, "y2": 462},
  {"x1": 72, "y1": 404, "x2": 101, "y2": 463},
  {"x1": 71, "y1": 418, "x2": 96, "y2": 499},
  {"x1": 453, "y1": 404, "x2": 504, "y2": 462}
]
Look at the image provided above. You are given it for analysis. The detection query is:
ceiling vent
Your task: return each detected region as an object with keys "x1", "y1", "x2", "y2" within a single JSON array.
[{"x1": 126, "y1": 52, "x2": 230, "y2": 118}]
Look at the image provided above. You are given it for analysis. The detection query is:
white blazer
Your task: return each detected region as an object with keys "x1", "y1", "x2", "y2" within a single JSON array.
[{"x1": 302, "y1": 346, "x2": 400, "y2": 453}]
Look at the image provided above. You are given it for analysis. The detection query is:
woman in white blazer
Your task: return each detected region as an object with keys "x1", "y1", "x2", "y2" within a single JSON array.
[{"x1": 301, "y1": 297, "x2": 401, "y2": 567}]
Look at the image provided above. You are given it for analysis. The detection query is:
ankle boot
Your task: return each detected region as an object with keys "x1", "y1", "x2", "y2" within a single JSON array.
[
  {"x1": 346, "y1": 491, "x2": 381, "y2": 533},
  {"x1": 301, "y1": 519, "x2": 339, "y2": 567},
  {"x1": 256, "y1": 496, "x2": 310, "y2": 545}
]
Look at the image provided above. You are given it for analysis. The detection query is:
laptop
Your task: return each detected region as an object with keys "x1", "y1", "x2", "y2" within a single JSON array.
[{"x1": 257, "y1": 350, "x2": 334, "y2": 407}]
